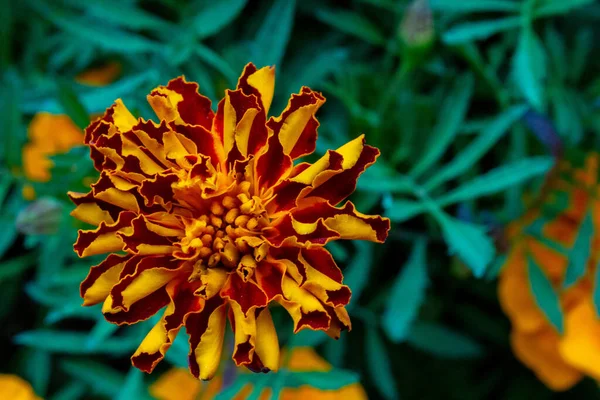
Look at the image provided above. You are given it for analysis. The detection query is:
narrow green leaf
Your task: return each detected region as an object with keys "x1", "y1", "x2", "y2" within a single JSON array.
[
  {"x1": 408, "y1": 321, "x2": 484, "y2": 358},
  {"x1": 15, "y1": 330, "x2": 139, "y2": 355},
  {"x1": 437, "y1": 156, "x2": 554, "y2": 206},
  {"x1": 563, "y1": 212, "x2": 594, "y2": 287},
  {"x1": 442, "y1": 17, "x2": 521, "y2": 44},
  {"x1": 357, "y1": 173, "x2": 413, "y2": 194},
  {"x1": 86, "y1": 319, "x2": 120, "y2": 350},
  {"x1": 288, "y1": 370, "x2": 360, "y2": 390},
  {"x1": 189, "y1": 0, "x2": 248, "y2": 39},
  {"x1": 430, "y1": 0, "x2": 521, "y2": 13},
  {"x1": 252, "y1": 0, "x2": 296, "y2": 67},
  {"x1": 534, "y1": 0, "x2": 595, "y2": 18},
  {"x1": 0, "y1": 254, "x2": 37, "y2": 281},
  {"x1": 343, "y1": 241, "x2": 374, "y2": 309},
  {"x1": 424, "y1": 105, "x2": 528, "y2": 191},
  {"x1": 116, "y1": 368, "x2": 147, "y2": 400},
  {"x1": 57, "y1": 81, "x2": 90, "y2": 130},
  {"x1": 49, "y1": 382, "x2": 87, "y2": 400},
  {"x1": 195, "y1": 43, "x2": 237, "y2": 85},
  {"x1": 31, "y1": 3, "x2": 159, "y2": 53},
  {"x1": 25, "y1": 350, "x2": 51, "y2": 397},
  {"x1": 513, "y1": 27, "x2": 546, "y2": 111},
  {"x1": 410, "y1": 73, "x2": 474, "y2": 178},
  {"x1": 527, "y1": 254, "x2": 564, "y2": 333},
  {"x1": 61, "y1": 359, "x2": 124, "y2": 398},
  {"x1": 23, "y1": 70, "x2": 159, "y2": 114},
  {"x1": 382, "y1": 238, "x2": 428, "y2": 342},
  {"x1": 385, "y1": 199, "x2": 426, "y2": 223},
  {"x1": 436, "y1": 214, "x2": 495, "y2": 277},
  {"x1": 315, "y1": 8, "x2": 385, "y2": 45},
  {"x1": 366, "y1": 327, "x2": 399, "y2": 400}
]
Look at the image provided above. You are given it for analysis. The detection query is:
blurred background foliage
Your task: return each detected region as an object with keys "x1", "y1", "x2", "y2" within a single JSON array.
[{"x1": 2, "y1": 0, "x2": 600, "y2": 398}]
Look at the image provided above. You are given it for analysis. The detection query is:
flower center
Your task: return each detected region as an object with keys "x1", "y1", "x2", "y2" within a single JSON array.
[{"x1": 176, "y1": 179, "x2": 270, "y2": 285}]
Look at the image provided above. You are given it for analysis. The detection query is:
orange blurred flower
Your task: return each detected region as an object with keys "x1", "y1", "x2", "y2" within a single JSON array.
[
  {"x1": 22, "y1": 63, "x2": 120, "y2": 199},
  {"x1": 0, "y1": 374, "x2": 42, "y2": 400},
  {"x1": 498, "y1": 153, "x2": 600, "y2": 390},
  {"x1": 69, "y1": 63, "x2": 389, "y2": 379},
  {"x1": 150, "y1": 347, "x2": 367, "y2": 400}
]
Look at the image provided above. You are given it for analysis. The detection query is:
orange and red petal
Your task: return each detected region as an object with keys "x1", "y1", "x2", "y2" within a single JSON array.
[
  {"x1": 80, "y1": 253, "x2": 131, "y2": 306},
  {"x1": 267, "y1": 87, "x2": 325, "y2": 160},
  {"x1": 186, "y1": 297, "x2": 227, "y2": 380},
  {"x1": 74, "y1": 211, "x2": 135, "y2": 257}
]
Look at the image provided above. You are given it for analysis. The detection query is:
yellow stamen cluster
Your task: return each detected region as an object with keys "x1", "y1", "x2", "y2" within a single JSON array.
[{"x1": 179, "y1": 183, "x2": 270, "y2": 285}]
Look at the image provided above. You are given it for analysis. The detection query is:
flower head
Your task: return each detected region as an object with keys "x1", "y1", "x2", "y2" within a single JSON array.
[
  {"x1": 498, "y1": 153, "x2": 600, "y2": 390},
  {"x1": 150, "y1": 347, "x2": 368, "y2": 400},
  {"x1": 70, "y1": 63, "x2": 390, "y2": 379}
]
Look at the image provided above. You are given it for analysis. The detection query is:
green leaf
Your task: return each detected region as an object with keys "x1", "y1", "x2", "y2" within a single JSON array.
[
  {"x1": 410, "y1": 73, "x2": 474, "y2": 178},
  {"x1": 424, "y1": 105, "x2": 528, "y2": 191},
  {"x1": 61, "y1": 359, "x2": 124, "y2": 398},
  {"x1": 436, "y1": 214, "x2": 495, "y2": 278},
  {"x1": 430, "y1": 0, "x2": 521, "y2": 13},
  {"x1": 513, "y1": 26, "x2": 547, "y2": 111},
  {"x1": 189, "y1": 0, "x2": 248, "y2": 39},
  {"x1": 31, "y1": 3, "x2": 159, "y2": 53},
  {"x1": 366, "y1": 327, "x2": 399, "y2": 400},
  {"x1": 382, "y1": 238, "x2": 428, "y2": 342},
  {"x1": 0, "y1": 254, "x2": 37, "y2": 281},
  {"x1": 408, "y1": 321, "x2": 484, "y2": 358},
  {"x1": 385, "y1": 199, "x2": 426, "y2": 223},
  {"x1": 534, "y1": 0, "x2": 595, "y2": 18},
  {"x1": 315, "y1": 8, "x2": 385, "y2": 45},
  {"x1": 49, "y1": 382, "x2": 87, "y2": 400},
  {"x1": 563, "y1": 212, "x2": 594, "y2": 287},
  {"x1": 252, "y1": 0, "x2": 296, "y2": 67},
  {"x1": 437, "y1": 156, "x2": 554, "y2": 206},
  {"x1": 57, "y1": 81, "x2": 90, "y2": 130},
  {"x1": 288, "y1": 370, "x2": 360, "y2": 390},
  {"x1": 442, "y1": 17, "x2": 521, "y2": 44},
  {"x1": 23, "y1": 70, "x2": 159, "y2": 114},
  {"x1": 116, "y1": 368, "x2": 148, "y2": 400},
  {"x1": 195, "y1": 43, "x2": 238, "y2": 85},
  {"x1": 527, "y1": 253, "x2": 564, "y2": 333},
  {"x1": 14, "y1": 330, "x2": 139, "y2": 355},
  {"x1": 62, "y1": 0, "x2": 174, "y2": 31},
  {"x1": 25, "y1": 350, "x2": 51, "y2": 397},
  {"x1": 342, "y1": 241, "x2": 374, "y2": 309}
]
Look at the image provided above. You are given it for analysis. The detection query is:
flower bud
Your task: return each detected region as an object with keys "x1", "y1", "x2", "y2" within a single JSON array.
[
  {"x1": 399, "y1": 0, "x2": 435, "y2": 50},
  {"x1": 16, "y1": 197, "x2": 63, "y2": 235}
]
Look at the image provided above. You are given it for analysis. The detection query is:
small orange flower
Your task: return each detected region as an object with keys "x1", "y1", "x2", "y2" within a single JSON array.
[
  {"x1": 0, "y1": 374, "x2": 42, "y2": 400},
  {"x1": 22, "y1": 63, "x2": 120, "y2": 198},
  {"x1": 498, "y1": 153, "x2": 600, "y2": 390},
  {"x1": 69, "y1": 63, "x2": 389, "y2": 379},
  {"x1": 150, "y1": 347, "x2": 367, "y2": 400}
]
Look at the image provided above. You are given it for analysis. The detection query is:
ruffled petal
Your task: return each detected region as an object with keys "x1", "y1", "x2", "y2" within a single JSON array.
[
  {"x1": 74, "y1": 211, "x2": 135, "y2": 257},
  {"x1": 267, "y1": 87, "x2": 325, "y2": 160},
  {"x1": 147, "y1": 77, "x2": 214, "y2": 131},
  {"x1": 80, "y1": 254, "x2": 131, "y2": 306},
  {"x1": 254, "y1": 307, "x2": 279, "y2": 372},
  {"x1": 237, "y1": 63, "x2": 275, "y2": 114},
  {"x1": 131, "y1": 280, "x2": 202, "y2": 373},
  {"x1": 186, "y1": 297, "x2": 227, "y2": 380}
]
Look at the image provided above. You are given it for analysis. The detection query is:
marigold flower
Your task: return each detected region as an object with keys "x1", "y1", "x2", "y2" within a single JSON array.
[
  {"x1": 69, "y1": 63, "x2": 390, "y2": 379},
  {"x1": 498, "y1": 153, "x2": 600, "y2": 390},
  {"x1": 0, "y1": 374, "x2": 41, "y2": 400},
  {"x1": 150, "y1": 347, "x2": 367, "y2": 400}
]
